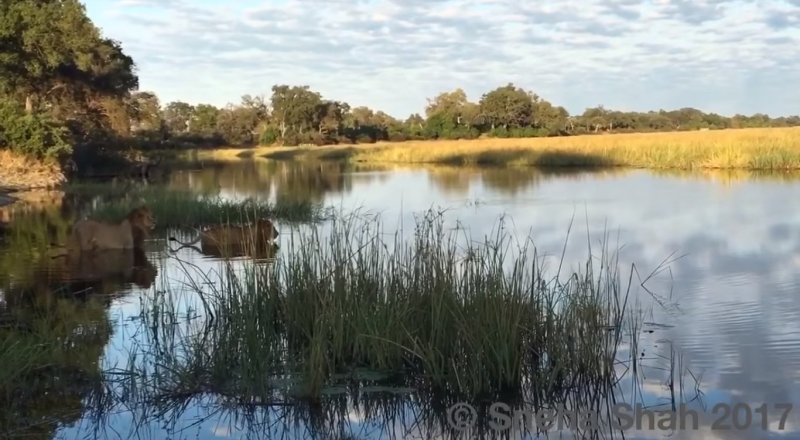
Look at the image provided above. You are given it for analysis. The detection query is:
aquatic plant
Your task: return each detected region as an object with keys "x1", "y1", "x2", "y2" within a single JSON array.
[{"x1": 115, "y1": 209, "x2": 651, "y2": 418}]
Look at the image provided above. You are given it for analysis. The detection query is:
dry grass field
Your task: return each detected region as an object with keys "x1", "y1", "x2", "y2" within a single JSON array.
[{"x1": 193, "y1": 127, "x2": 800, "y2": 170}]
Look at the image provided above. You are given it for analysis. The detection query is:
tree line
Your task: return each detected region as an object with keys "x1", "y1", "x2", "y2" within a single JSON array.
[
  {"x1": 1, "y1": 0, "x2": 799, "y2": 165},
  {"x1": 127, "y1": 85, "x2": 800, "y2": 150}
]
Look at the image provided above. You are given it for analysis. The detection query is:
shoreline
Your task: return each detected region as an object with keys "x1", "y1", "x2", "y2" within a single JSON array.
[
  {"x1": 182, "y1": 126, "x2": 800, "y2": 170},
  {"x1": 0, "y1": 150, "x2": 66, "y2": 207},
  {"x1": 0, "y1": 189, "x2": 17, "y2": 208}
]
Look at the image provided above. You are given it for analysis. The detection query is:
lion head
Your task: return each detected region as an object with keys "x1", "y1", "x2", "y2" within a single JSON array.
[
  {"x1": 126, "y1": 206, "x2": 156, "y2": 244},
  {"x1": 257, "y1": 218, "x2": 279, "y2": 241}
]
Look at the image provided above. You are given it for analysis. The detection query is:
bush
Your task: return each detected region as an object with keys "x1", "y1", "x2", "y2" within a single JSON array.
[
  {"x1": 0, "y1": 101, "x2": 72, "y2": 160},
  {"x1": 259, "y1": 126, "x2": 280, "y2": 145}
]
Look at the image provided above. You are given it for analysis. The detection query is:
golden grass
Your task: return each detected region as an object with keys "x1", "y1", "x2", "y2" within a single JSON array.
[
  {"x1": 191, "y1": 127, "x2": 800, "y2": 170},
  {"x1": 0, "y1": 150, "x2": 65, "y2": 190}
]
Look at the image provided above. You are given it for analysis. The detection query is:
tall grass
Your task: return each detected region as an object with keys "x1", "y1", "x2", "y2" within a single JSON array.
[
  {"x1": 214, "y1": 127, "x2": 800, "y2": 170},
  {"x1": 115, "y1": 209, "x2": 644, "y2": 421},
  {"x1": 66, "y1": 183, "x2": 328, "y2": 227}
]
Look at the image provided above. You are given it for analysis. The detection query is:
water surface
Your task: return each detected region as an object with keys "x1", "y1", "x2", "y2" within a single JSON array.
[{"x1": 2, "y1": 160, "x2": 799, "y2": 439}]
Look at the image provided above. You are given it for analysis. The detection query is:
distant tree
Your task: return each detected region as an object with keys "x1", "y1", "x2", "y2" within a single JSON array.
[
  {"x1": 270, "y1": 84, "x2": 322, "y2": 139},
  {"x1": 314, "y1": 100, "x2": 349, "y2": 137},
  {"x1": 479, "y1": 84, "x2": 533, "y2": 130},
  {"x1": 162, "y1": 101, "x2": 195, "y2": 133},
  {"x1": 189, "y1": 104, "x2": 220, "y2": 135},
  {"x1": 127, "y1": 91, "x2": 162, "y2": 132},
  {"x1": 216, "y1": 105, "x2": 262, "y2": 145}
]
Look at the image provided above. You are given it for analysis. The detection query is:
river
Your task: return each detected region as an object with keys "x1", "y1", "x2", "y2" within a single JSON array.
[{"x1": 1, "y1": 159, "x2": 799, "y2": 440}]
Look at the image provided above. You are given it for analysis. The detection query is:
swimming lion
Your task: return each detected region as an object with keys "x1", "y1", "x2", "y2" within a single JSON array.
[
  {"x1": 57, "y1": 206, "x2": 156, "y2": 253},
  {"x1": 168, "y1": 218, "x2": 279, "y2": 258}
]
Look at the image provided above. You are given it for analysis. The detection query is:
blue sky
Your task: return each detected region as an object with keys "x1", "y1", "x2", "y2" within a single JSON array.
[{"x1": 82, "y1": 0, "x2": 800, "y2": 119}]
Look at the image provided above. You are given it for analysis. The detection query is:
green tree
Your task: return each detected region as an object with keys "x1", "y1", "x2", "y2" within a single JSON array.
[
  {"x1": 189, "y1": 104, "x2": 220, "y2": 135},
  {"x1": 314, "y1": 100, "x2": 349, "y2": 137},
  {"x1": 162, "y1": 101, "x2": 195, "y2": 134},
  {"x1": 127, "y1": 91, "x2": 162, "y2": 132},
  {"x1": 478, "y1": 84, "x2": 533, "y2": 130},
  {"x1": 404, "y1": 113, "x2": 425, "y2": 138},
  {"x1": 270, "y1": 85, "x2": 322, "y2": 139},
  {"x1": 0, "y1": 0, "x2": 138, "y2": 115},
  {"x1": 216, "y1": 103, "x2": 264, "y2": 145}
]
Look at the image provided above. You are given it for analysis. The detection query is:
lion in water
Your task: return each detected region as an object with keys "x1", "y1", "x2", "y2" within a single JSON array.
[
  {"x1": 168, "y1": 218, "x2": 279, "y2": 259},
  {"x1": 55, "y1": 206, "x2": 156, "y2": 253}
]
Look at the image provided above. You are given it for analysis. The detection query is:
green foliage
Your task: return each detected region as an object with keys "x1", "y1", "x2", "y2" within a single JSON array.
[
  {"x1": 1, "y1": 0, "x2": 799, "y2": 161},
  {"x1": 162, "y1": 101, "x2": 194, "y2": 133},
  {"x1": 189, "y1": 104, "x2": 220, "y2": 135},
  {"x1": 479, "y1": 83, "x2": 534, "y2": 130},
  {"x1": 114, "y1": 83, "x2": 800, "y2": 152},
  {"x1": 0, "y1": 1, "x2": 138, "y2": 114},
  {"x1": 0, "y1": 100, "x2": 71, "y2": 159},
  {"x1": 259, "y1": 126, "x2": 280, "y2": 145}
]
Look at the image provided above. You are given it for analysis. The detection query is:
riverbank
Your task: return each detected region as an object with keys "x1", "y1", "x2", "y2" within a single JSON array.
[
  {"x1": 0, "y1": 191, "x2": 15, "y2": 208},
  {"x1": 0, "y1": 150, "x2": 65, "y2": 194},
  {"x1": 189, "y1": 127, "x2": 800, "y2": 170}
]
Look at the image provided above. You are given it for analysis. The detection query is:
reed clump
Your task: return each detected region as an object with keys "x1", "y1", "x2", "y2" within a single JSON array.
[
  {"x1": 120, "y1": 209, "x2": 640, "y2": 408},
  {"x1": 67, "y1": 183, "x2": 328, "y2": 228}
]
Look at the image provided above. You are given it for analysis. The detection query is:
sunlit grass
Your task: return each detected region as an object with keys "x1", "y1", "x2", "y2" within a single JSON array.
[
  {"x1": 349, "y1": 127, "x2": 800, "y2": 169},
  {"x1": 202, "y1": 127, "x2": 800, "y2": 170},
  {"x1": 0, "y1": 150, "x2": 65, "y2": 190}
]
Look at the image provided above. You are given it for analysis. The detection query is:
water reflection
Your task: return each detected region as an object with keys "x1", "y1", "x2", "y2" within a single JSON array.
[
  {"x1": 0, "y1": 283, "x2": 111, "y2": 440},
  {"x1": 1, "y1": 160, "x2": 800, "y2": 439},
  {"x1": 163, "y1": 160, "x2": 630, "y2": 204},
  {"x1": 166, "y1": 160, "x2": 363, "y2": 203}
]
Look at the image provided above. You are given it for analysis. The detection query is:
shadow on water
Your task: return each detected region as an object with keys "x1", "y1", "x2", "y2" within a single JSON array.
[{"x1": 260, "y1": 146, "x2": 361, "y2": 162}]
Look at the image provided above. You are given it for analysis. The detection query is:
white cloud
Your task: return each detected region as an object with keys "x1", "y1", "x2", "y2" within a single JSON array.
[{"x1": 83, "y1": 0, "x2": 800, "y2": 118}]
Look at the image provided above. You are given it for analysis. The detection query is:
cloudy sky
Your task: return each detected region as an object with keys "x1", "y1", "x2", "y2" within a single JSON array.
[{"x1": 82, "y1": 0, "x2": 800, "y2": 119}]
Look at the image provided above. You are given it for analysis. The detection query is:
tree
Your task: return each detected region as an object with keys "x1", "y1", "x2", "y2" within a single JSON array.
[
  {"x1": 425, "y1": 89, "x2": 468, "y2": 121},
  {"x1": 270, "y1": 84, "x2": 322, "y2": 139},
  {"x1": 216, "y1": 101, "x2": 266, "y2": 145},
  {"x1": 314, "y1": 100, "x2": 348, "y2": 137},
  {"x1": 581, "y1": 106, "x2": 610, "y2": 132},
  {"x1": 127, "y1": 92, "x2": 162, "y2": 132},
  {"x1": 478, "y1": 84, "x2": 533, "y2": 130},
  {"x1": 189, "y1": 104, "x2": 220, "y2": 135},
  {"x1": 0, "y1": 1, "x2": 138, "y2": 115},
  {"x1": 403, "y1": 113, "x2": 425, "y2": 138},
  {"x1": 163, "y1": 101, "x2": 195, "y2": 133}
]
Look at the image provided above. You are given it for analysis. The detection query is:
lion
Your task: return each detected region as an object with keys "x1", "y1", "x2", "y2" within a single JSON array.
[
  {"x1": 54, "y1": 206, "x2": 156, "y2": 254},
  {"x1": 168, "y1": 218, "x2": 279, "y2": 259}
]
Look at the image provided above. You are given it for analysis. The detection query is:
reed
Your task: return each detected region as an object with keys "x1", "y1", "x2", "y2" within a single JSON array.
[
  {"x1": 116, "y1": 209, "x2": 647, "y2": 412},
  {"x1": 66, "y1": 183, "x2": 328, "y2": 227}
]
